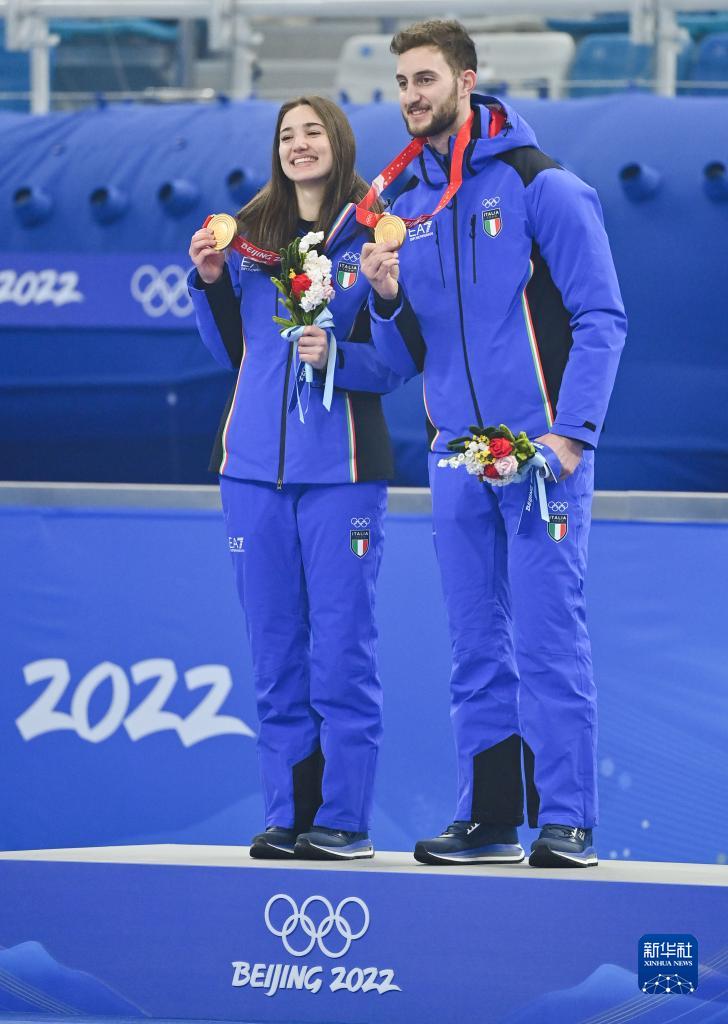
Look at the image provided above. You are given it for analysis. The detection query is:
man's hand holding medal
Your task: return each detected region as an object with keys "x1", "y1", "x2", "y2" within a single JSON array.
[{"x1": 361, "y1": 238, "x2": 401, "y2": 301}]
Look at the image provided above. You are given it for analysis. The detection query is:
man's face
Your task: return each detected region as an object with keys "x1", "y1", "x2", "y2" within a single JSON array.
[{"x1": 396, "y1": 46, "x2": 460, "y2": 138}]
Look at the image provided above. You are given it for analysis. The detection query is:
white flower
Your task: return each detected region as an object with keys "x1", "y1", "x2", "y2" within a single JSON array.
[
  {"x1": 299, "y1": 231, "x2": 324, "y2": 254},
  {"x1": 494, "y1": 455, "x2": 519, "y2": 479},
  {"x1": 303, "y1": 250, "x2": 331, "y2": 282},
  {"x1": 437, "y1": 458, "x2": 449, "y2": 467},
  {"x1": 298, "y1": 250, "x2": 334, "y2": 312},
  {"x1": 300, "y1": 286, "x2": 325, "y2": 312}
]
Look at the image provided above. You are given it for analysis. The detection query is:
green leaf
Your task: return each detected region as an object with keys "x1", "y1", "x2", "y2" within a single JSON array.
[{"x1": 272, "y1": 316, "x2": 295, "y2": 328}]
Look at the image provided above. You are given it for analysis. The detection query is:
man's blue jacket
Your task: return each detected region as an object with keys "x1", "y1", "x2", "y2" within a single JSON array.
[{"x1": 371, "y1": 95, "x2": 627, "y2": 451}]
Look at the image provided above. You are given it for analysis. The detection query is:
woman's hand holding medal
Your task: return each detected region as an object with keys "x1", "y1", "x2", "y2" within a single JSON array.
[
  {"x1": 361, "y1": 240, "x2": 401, "y2": 301},
  {"x1": 188, "y1": 226, "x2": 225, "y2": 285}
]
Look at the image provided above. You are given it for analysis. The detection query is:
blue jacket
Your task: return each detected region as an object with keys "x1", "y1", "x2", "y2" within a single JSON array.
[
  {"x1": 188, "y1": 205, "x2": 402, "y2": 485},
  {"x1": 370, "y1": 95, "x2": 627, "y2": 451}
]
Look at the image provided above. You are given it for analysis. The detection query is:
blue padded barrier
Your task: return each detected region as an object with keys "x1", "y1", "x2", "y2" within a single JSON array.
[
  {"x1": 1, "y1": 498, "x2": 726, "y2": 865},
  {"x1": 2, "y1": 96, "x2": 728, "y2": 490}
]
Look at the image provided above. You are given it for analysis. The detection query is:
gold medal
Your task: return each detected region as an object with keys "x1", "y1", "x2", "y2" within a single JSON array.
[
  {"x1": 208, "y1": 213, "x2": 237, "y2": 251},
  {"x1": 374, "y1": 214, "x2": 407, "y2": 248}
]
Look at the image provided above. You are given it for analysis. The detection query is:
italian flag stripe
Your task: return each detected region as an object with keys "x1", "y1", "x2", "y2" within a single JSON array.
[
  {"x1": 521, "y1": 260, "x2": 554, "y2": 428},
  {"x1": 345, "y1": 393, "x2": 358, "y2": 482},
  {"x1": 423, "y1": 379, "x2": 440, "y2": 451},
  {"x1": 219, "y1": 325, "x2": 247, "y2": 473},
  {"x1": 325, "y1": 203, "x2": 355, "y2": 251}
]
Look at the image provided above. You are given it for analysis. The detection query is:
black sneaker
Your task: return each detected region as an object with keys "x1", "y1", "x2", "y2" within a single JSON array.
[
  {"x1": 294, "y1": 826, "x2": 374, "y2": 861},
  {"x1": 529, "y1": 825, "x2": 598, "y2": 868},
  {"x1": 414, "y1": 821, "x2": 525, "y2": 866},
  {"x1": 250, "y1": 826, "x2": 297, "y2": 859}
]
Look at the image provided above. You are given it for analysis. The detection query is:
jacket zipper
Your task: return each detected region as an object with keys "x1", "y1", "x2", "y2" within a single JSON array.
[
  {"x1": 277, "y1": 346, "x2": 293, "y2": 489},
  {"x1": 434, "y1": 222, "x2": 446, "y2": 287},
  {"x1": 452, "y1": 193, "x2": 483, "y2": 427},
  {"x1": 469, "y1": 214, "x2": 477, "y2": 284},
  {"x1": 276, "y1": 289, "x2": 293, "y2": 489}
]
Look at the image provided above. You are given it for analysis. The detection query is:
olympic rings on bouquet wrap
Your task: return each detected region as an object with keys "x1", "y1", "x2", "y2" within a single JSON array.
[{"x1": 281, "y1": 307, "x2": 337, "y2": 424}]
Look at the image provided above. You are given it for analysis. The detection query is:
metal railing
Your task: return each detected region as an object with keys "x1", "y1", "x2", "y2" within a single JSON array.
[
  {"x1": 2, "y1": 0, "x2": 728, "y2": 112},
  {"x1": 1, "y1": 482, "x2": 728, "y2": 522}
]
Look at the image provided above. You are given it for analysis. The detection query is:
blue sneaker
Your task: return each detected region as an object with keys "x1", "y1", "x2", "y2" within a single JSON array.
[
  {"x1": 294, "y1": 826, "x2": 374, "y2": 860},
  {"x1": 529, "y1": 825, "x2": 598, "y2": 868},
  {"x1": 250, "y1": 826, "x2": 297, "y2": 859},
  {"x1": 414, "y1": 821, "x2": 525, "y2": 865}
]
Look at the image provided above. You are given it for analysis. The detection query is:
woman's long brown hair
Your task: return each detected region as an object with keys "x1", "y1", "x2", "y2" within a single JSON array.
[{"x1": 235, "y1": 95, "x2": 379, "y2": 251}]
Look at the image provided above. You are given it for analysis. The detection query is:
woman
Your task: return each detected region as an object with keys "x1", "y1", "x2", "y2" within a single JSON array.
[{"x1": 187, "y1": 97, "x2": 401, "y2": 861}]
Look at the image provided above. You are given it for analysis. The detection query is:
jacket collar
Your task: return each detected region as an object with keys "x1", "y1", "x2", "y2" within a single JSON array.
[{"x1": 417, "y1": 94, "x2": 539, "y2": 188}]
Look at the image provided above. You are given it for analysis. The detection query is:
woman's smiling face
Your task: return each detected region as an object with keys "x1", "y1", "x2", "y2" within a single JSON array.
[{"x1": 279, "y1": 104, "x2": 334, "y2": 186}]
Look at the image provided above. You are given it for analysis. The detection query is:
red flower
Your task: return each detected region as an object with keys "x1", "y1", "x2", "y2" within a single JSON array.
[
  {"x1": 484, "y1": 463, "x2": 500, "y2": 479},
  {"x1": 489, "y1": 437, "x2": 513, "y2": 459},
  {"x1": 290, "y1": 273, "x2": 312, "y2": 300}
]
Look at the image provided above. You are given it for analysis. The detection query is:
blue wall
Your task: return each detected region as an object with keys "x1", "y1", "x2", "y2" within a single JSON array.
[
  {"x1": 1, "y1": 502, "x2": 726, "y2": 864},
  {"x1": 1, "y1": 95, "x2": 727, "y2": 489}
]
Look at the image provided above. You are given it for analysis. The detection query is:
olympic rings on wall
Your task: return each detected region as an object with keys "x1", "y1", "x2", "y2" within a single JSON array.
[
  {"x1": 264, "y1": 894, "x2": 370, "y2": 959},
  {"x1": 130, "y1": 264, "x2": 193, "y2": 318}
]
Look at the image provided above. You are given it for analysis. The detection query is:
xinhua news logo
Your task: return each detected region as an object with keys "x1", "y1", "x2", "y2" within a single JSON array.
[{"x1": 638, "y1": 934, "x2": 698, "y2": 994}]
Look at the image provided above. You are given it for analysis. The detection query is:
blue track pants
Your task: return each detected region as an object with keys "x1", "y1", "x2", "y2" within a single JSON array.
[
  {"x1": 220, "y1": 476, "x2": 386, "y2": 833},
  {"x1": 429, "y1": 450, "x2": 598, "y2": 828}
]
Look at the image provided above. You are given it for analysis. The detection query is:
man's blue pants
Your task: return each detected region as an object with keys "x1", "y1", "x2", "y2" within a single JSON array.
[
  {"x1": 429, "y1": 450, "x2": 598, "y2": 828},
  {"x1": 220, "y1": 476, "x2": 386, "y2": 833}
]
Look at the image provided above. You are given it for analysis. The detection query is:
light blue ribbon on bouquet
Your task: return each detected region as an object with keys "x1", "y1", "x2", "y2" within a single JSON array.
[
  {"x1": 515, "y1": 447, "x2": 558, "y2": 534},
  {"x1": 529, "y1": 452, "x2": 554, "y2": 523},
  {"x1": 281, "y1": 308, "x2": 337, "y2": 424}
]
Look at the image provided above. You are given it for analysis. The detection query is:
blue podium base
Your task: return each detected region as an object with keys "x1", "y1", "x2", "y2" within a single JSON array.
[{"x1": 0, "y1": 846, "x2": 726, "y2": 1024}]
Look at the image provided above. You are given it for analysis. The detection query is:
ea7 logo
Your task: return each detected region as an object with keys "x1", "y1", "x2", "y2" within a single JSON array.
[
  {"x1": 241, "y1": 257, "x2": 261, "y2": 273},
  {"x1": 229, "y1": 536, "x2": 245, "y2": 552},
  {"x1": 407, "y1": 221, "x2": 434, "y2": 242}
]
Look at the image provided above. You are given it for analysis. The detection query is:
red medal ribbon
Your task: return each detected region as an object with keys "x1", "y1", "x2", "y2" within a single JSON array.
[
  {"x1": 202, "y1": 214, "x2": 281, "y2": 266},
  {"x1": 355, "y1": 111, "x2": 474, "y2": 230}
]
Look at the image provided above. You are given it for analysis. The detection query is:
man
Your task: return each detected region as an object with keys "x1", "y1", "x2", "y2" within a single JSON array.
[{"x1": 362, "y1": 20, "x2": 626, "y2": 867}]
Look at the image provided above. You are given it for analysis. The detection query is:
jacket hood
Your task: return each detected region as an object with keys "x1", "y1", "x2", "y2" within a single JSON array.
[{"x1": 417, "y1": 94, "x2": 539, "y2": 187}]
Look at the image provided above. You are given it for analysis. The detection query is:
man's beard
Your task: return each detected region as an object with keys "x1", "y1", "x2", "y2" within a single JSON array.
[{"x1": 404, "y1": 81, "x2": 459, "y2": 139}]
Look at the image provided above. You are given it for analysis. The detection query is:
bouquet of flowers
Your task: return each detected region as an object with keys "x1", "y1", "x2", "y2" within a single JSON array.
[
  {"x1": 438, "y1": 424, "x2": 536, "y2": 486},
  {"x1": 271, "y1": 231, "x2": 335, "y2": 329},
  {"x1": 270, "y1": 231, "x2": 337, "y2": 420}
]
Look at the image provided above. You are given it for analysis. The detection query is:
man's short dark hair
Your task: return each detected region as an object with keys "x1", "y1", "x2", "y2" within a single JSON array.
[{"x1": 390, "y1": 19, "x2": 478, "y2": 77}]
